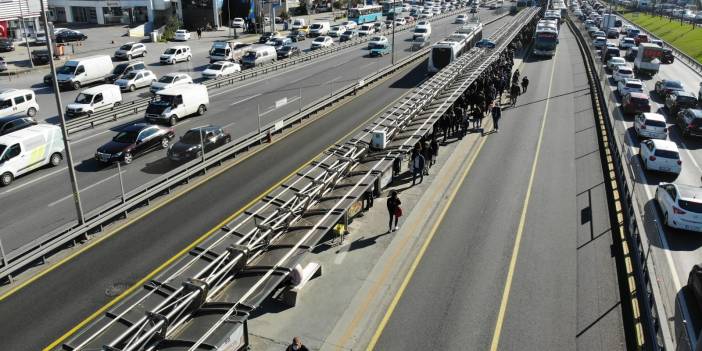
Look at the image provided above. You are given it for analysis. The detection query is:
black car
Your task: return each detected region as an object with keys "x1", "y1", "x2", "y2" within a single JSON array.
[
  {"x1": 31, "y1": 50, "x2": 52, "y2": 65},
  {"x1": 288, "y1": 30, "x2": 307, "y2": 42},
  {"x1": 676, "y1": 108, "x2": 702, "y2": 138},
  {"x1": 689, "y1": 264, "x2": 702, "y2": 312},
  {"x1": 0, "y1": 39, "x2": 14, "y2": 52},
  {"x1": 661, "y1": 48, "x2": 674, "y2": 64},
  {"x1": 0, "y1": 115, "x2": 37, "y2": 136},
  {"x1": 55, "y1": 30, "x2": 87, "y2": 43},
  {"x1": 95, "y1": 123, "x2": 175, "y2": 164},
  {"x1": 602, "y1": 47, "x2": 620, "y2": 63},
  {"x1": 665, "y1": 91, "x2": 698, "y2": 115},
  {"x1": 167, "y1": 126, "x2": 231, "y2": 162},
  {"x1": 277, "y1": 45, "x2": 301, "y2": 59},
  {"x1": 258, "y1": 32, "x2": 278, "y2": 44}
]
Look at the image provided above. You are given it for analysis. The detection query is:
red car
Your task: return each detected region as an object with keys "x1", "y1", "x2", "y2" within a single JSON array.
[
  {"x1": 622, "y1": 92, "x2": 651, "y2": 115},
  {"x1": 634, "y1": 33, "x2": 649, "y2": 46}
]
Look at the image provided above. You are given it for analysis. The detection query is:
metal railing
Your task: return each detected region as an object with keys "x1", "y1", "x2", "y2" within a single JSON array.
[{"x1": 59, "y1": 8, "x2": 539, "y2": 350}]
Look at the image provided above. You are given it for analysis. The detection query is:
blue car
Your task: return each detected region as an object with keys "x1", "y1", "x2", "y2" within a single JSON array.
[
  {"x1": 370, "y1": 44, "x2": 392, "y2": 57},
  {"x1": 475, "y1": 39, "x2": 496, "y2": 48}
]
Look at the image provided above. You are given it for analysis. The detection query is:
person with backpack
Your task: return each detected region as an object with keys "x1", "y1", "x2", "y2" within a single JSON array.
[
  {"x1": 521, "y1": 76, "x2": 529, "y2": 93},
  {"x1": 386, "y1": 190, "x2": 402, "y2": 232}
]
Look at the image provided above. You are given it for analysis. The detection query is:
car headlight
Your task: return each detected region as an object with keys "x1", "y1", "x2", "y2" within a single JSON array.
[{"x1": 114, "y1": 152, "x2": 123, "y2": 157}]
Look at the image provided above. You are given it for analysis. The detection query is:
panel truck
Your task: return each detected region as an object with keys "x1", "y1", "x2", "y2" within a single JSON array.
[
  {"x1": 208, "y1": 41, "x2": 251, "y2": 63},
  {"x1": 600, "y1": 13, "x2": 617, "y2": 31},
  {"x1": 634, "y1": 43, "x2": 664, "y2": 76}
]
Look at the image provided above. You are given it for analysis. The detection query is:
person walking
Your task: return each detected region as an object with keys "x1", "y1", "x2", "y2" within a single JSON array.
[
  {"x1": 491, "y1": 101, "x2": 502, "y2": 132},
  {"x1": 521, "y1": 76, "x2": 529, "y2": 93},
  {"x1": 286, "y1": 337, "x2": 310, "y2": 351},
  {"x1": 422, "y1": 141, "x2": 433, "y2": 174},
  {"x1": 472, "y1": 106, "x2": 483, "y2": 131},
  {"x1": 430, "y1": 137, "x2": 438, "y2": 165},
  {"x1": 387, "y1": 191, "x2": 402, "y2": 232},
  {"x1": 512, "y1": 69, "x2": 520, "y2": 84},
  {"x1": 196, "y1": 27, "x2": 202, "y2": 39},
  {"x1": 510, "y1": 83, "x2": 521, "y2": 106},
  {"x1": 411, "y1": 150, "x2": 425, "y2": 185}
]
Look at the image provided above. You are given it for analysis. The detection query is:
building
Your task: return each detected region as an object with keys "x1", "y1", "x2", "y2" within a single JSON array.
[
  {"x1": 47, "y1": 0, "x2": 180, "y2": 25},
  {"x1": 0, "y1": 0, "x2": 48, "y2": 39}
]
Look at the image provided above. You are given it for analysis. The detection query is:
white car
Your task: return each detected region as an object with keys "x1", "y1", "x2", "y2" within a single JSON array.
[
  {"x1": 592, "y1": 36, "x2": 607, "y2": 49},
  {"x1": 456, "y1": 14, "x2": 468, "y2": 23},
  {"x1": 150, "y1": 72, "x2": 193, "y2": 93},
  {"x1": 114, "y1": 69, "x2": 157, "y2": 92},
  {"x1": 328, "y1": 25, "x2": 346, "y2": 37},
  {"x1": 174, "y1": 29, "x2": 191, "y2": 41},
  {"x1": 232, "y1": 18, "x2": 245, "y2": 28},
  {"x1": 395, "y1": 18, "x2": 407, "y2": 26},
  {"x1": 617, "y1": 78, "x2": 645, "y2": 96},
  {"x1": 613, "y1": 65, "x2": 634, "y2": 82},
  {"x1": 621, "y1": 24, "x2": 633, "y2": 34},
  {"x1": 655, "y1": 183, "x2": 702, "y2": 232},
  {"x1": 202, "y1": 61, "x2": 241, "y2": 79},
  {"x1": 421, "y1": 10, "x2": 434, "y2": 18},
  {"x1": 634, "y1": 112, "x2": 668, "y2": 139},
  {"x1": 311, "y1": 36, "x2": 333, "y2": 49},
  {"x1": 641, "y1": 139, "x2": 681, "y2": 174},
  {"x1": 607, "y1": 57, "x2": 626, "y2": 71},
  {"x1": 160, "y1": 46, "x2": 192, "y2": 64},
  {"x1": 368, "y1": 36, "x2": 389, "y2": 49},
  {"x1": 619, "y1": 37, "x2": 636, "y2": 49},
  {"x1": 341, "y1": 20, "x2": 357, "y2": 29}
]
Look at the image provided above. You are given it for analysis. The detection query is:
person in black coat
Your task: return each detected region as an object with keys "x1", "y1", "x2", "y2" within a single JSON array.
[{"x1": 387, "y1": 190, "x2": 401, "y2": 232}]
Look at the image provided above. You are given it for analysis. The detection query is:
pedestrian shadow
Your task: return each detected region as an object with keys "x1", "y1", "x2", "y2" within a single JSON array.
[{"x1": 348, "y1": 231, "x2": 392, "y2": 252}]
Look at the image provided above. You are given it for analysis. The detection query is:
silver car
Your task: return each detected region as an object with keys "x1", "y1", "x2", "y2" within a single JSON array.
[
  {"x1": 115, "y1": 69, "x2": 157, "y2": 92},
  {"x1": 114, "y1": 42, "x2": 147, "y2": 60}
]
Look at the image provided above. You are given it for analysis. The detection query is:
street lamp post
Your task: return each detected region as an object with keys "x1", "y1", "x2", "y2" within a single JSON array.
[
  {"x1": 18, "y1": 0, "x2": 34, "y2": 68},
  {"x1": 38, "y1": 0, "x2": 85, "y2": 224},
  {"x1": 391, "y1": 15, "x2": 395, "y2": 65}
]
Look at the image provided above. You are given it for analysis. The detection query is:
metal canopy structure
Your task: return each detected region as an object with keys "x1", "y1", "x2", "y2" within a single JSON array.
[{"x1": 61, "y1": 8, "x2": 539, "y2": 351}]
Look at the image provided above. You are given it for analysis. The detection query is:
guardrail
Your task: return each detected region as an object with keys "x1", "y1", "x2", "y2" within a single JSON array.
[
  {"x1": 58, "y1": 9, "x2": 539, "y2": 350},
  {"x1": 0, "y1": 12, "x2": 509, "y2": 287},
  {"x1": 62, "y1": 4, "x2": 478, "y2": 135},
  {"x1": 568, "y1": 15, "x2": 665, "y2": 351}
]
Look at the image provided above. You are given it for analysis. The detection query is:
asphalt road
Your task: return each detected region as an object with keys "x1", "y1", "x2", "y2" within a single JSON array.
[
  {"x1": 0, "y1": 15, "x2": 517, "y2": 349},
  {"x1": 0, "y1": 8, "x2": 510, "y2": 253},
  {"x1": 372, "y1": 22, "x2": 629, "y2": 350}
]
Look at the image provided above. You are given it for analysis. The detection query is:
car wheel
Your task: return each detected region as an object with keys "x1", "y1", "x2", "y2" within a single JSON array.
[
  {"x1": 114, "y1": 101, "x2": 121, "y2": 107},
  {"x1": 224, "y1": 136, "x2": 231, "y2": 144},
  {"x1": 0, "y1": 172, "x2": 13, "y2": 186},
  {"x1": 169, "y1": 115, "x2": 178, "y2": 126},
  {"x1": 49, "y1": 152, "x2": 63, "y2": 166},
  {"x1": 197, "y1": 104, "x2": 206, "y2": 116},
  {"x1": 186, "y1": 55, "x2": 191, "y2": 61},
  {"x1": 129, "y1": 85, "x2": 136, "y2": 92},
  {"x1": 160, "y1": 138, "x2": 169, "y2": 149},
  {"x1": 123, "y1": 152, "x2": 133, "y2": 165},
  {"x1": 27, "y1": 107, "x2": 37, "y2": 117},
  {"x1": 72, "y1": 81, "x2": 81, "y2": 90}
]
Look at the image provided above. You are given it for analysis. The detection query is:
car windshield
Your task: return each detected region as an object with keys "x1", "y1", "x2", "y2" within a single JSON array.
[
  {"x1": 212, "y1": 48, "x2": 226, "y2": 55},
  {"x1": 415, "y1": 28, "x2": 427, "y2": 33},
  {"x1": 75, "y1": 93, "x2": 93, "y2": 104},
  {"x1": 618, "y1": 68, "x2": 632, "y2": 74},
  {"x1": 678, "y1": 96, "x2": 697, "y2": 104},
  {"x1": 159, "y1": 75, "x2": 175, "y2": 83},
  {"x1": 666, "y1": 81, "x2": 683, "y2": 89},
  {"x1": 314, "y1": 37, "x2": 325, "y2": 42},
  {"x1": 0, "y1": 99, "x2": 11, "y2": 109},
  {"x1": 371, "y1": 36, "x2": 382, "y2": 41},
  {"x1": 181, "y1": 130, "x2": 205, "y2": 144},
  {"x1": 153, "y1": 94, "x2": 175, "y2": 106},
  {"x1": 120, "y1": 44, "x2": 133, "y2": 50},
  {"x1": 646, "y1": 120, "x2": 667, "y2": 128},
  {"x1": 164, "y1": 48, "x2": 177, "y2": 54},
  {"x1": 679, "y1": 199, "x2": 702, "y2": 213},
  {"x1": 208, "y1": 64, "x2": 223, "y2": 70},
  {"x1": 124, "y1": 72, "x2": 138, "y2": 79},
  {"x1": 57, "y1": 65, "x2": 76, "y2": 74},
  {"x1": 280, "y1": 46, "x2": 292, "y2": 52},
  {"x1": 631, "y1": 97, "x2": 649, "y2": 105},
  {"x1": 243, "y1": 51, "x2": 256, "y2": 60},
  {"x1": 113, "y1": 130, "x2": 139, "y2": 143},
  {"x1": 113, "y1": 63, "x2": 128, "y2": 75},
  {"x1": 343, "y1": 30, "x2": 353, "y2": 35}
]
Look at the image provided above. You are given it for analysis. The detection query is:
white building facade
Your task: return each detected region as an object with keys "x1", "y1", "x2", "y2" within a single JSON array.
[
  {"x1": 0, "y1": 0, "x2": 48, "y2": 39},
  {"x1": 47, "y1": 0, "x2": 180, "y2": 25}
]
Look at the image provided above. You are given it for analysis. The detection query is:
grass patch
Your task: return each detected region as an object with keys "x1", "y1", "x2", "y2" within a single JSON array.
[{"x1": 622, "y1": 12, "x2": 702, "y2": 63}]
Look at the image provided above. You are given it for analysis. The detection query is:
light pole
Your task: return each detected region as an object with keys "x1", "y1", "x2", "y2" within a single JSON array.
[
  {"x1": 38, "y1": 0, "x2": 85, "y2": 224},
  {"x1": 391, "y1": 15, "x2": 395, "y2": 65},
  {"x1": 18, "y1": 0, "x2": 34, "y2": 68}
]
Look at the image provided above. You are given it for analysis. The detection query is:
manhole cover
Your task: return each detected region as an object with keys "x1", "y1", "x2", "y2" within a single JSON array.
[{"x1": 105, "y1": 282, "x2": 132, "y2": 297}]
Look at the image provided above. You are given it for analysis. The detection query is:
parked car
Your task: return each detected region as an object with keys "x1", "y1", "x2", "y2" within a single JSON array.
[
  {"x1": 676, "y1": 108, "x2": 702, "y2": 137},
  {"x1": 33, "y1": 31, "x2": 46, "y2": 45},
  {"x1": 107, "y1": 61, "x2": 146, "y2": 83},
  {"x1": 617, "y1": 78, "x2": 645, "y2": 97},
  {"x1": 231, "y1": 18, "x2": 245, "y2": 28},
  {"x1": 31, "y1": 50, "x2": 52, "y2": 65},
  {"x1": 202, "y1": 61, "x2": 241, "y2": 79},
  {"x1": 114, "y1": 69, "x2": 157, "y2": 92},
  {"x1": 641, "y1": 139, "x2": 681, "y2": 174},
  {"x1": 174, "y1": 29, "x2": 191, "y2": 41},
  {"x1": 150, "y1": 72, "x2": 193, "y2": 93},
  {"x1": 0, "y1": 115, "x2": 37, "y2": 136},
  {"x1": 656, "y1": 183, "x2": 702, "y2": 232},
  {"x1": 96, "y1": 123, "x2": 175, "y2": 164},
  {"x1": 114, "y1": 42, "x2": 147, "y2": 60},
  {"x1": 665, "y1": 91, "x2": 698, "y2": 115},
  {"x1": 276, "y1": 45, "x2": 301, "y2": 59},
  {"x1": 634, "y1": 112, "x2": 668, "y2": 139},
  {"x1": 688, "y1": 265, "x2": 702, "y2": 312},
  {"x1": 622, "y1": 92, "x2": 651, "y2": 115},
  {"x1": 55, "y1": 30, "x2": 87, "y2": 43},
  {"x1": 655, "y1": 79, "x2": 685, "y2": 98},
  {"x1": 160, "y1": 46, "x2": 191, "y2": 64},
  {"x1": 0, "y1": 57, "x2": 6, "y2": 72},
  {"x1": 310, "y1": 36, "x2": 333, "y2": 50},
  {"x1": 0, "y1": 39, "x2": 14, "y2": 52},
  {"x1": 167, "y1": 126, "x2": 231, "y2": 162}
]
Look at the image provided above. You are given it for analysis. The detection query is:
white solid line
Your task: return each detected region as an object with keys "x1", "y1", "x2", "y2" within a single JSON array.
[
  {"x1": 0, "y1": 166, "x2": 67, "y2": 196},
  {"x1": 48, "y1": 172, "x2": 120, "y2": 207},
  {"x1": 229, "y1": 93, "x2": 262, "y2": 106}
]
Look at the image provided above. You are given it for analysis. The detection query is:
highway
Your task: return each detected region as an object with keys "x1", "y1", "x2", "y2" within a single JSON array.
[
  {"x1": 370, "y1": 22, "x2": 629, "y2": 350},
  {"x1": 0, "y1": 8, "x2": 508, "y2": 254},
  {"x1": 572, "y1": 10, "x2": 702, "y2": 346},
  {"x1": 0, "y1": 14, "x2": 512, "y2": 351}
]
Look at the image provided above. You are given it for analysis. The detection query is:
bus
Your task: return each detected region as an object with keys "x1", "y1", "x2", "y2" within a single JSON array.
[
  {"x1": 533, "y1": 24, "x2": 558, "y2": 57},
  {"x1": 381, "y1": 0, "x2": 404, "y2": 17},
  {"x1": 348, "y1": 5, "x2": 383, "y2": 24},
  {"x1": 428, "y1": 21, "x2": 483, "y2": 73}
]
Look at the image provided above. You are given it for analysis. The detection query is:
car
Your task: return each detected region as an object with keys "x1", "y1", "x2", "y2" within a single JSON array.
[
  {"x1": 0, "y1": 57, "x2": 6, "y2": 72},
  {"x1": 634, "y1": 112, "x2": 668, "y2": 139},
  {"x1": 267, "y1": 37, "x2": 292, "y2": 50},
  {"x1": 601, "y1": 47, "x2": 620, "y2": 62},
  {"x1": 310, "y1": 36, "x2": 333, "y2": 50},
  {"x1": 586, "y1": 25, "x2": 599, "y2": 36},
  {"x1": 0, "y1": 39, "x2": 14, "y2": 52},
  {"x1": 0, "y1": 115, "x2": 37, "y2": 136},
  {"x1": 395, "y1": 18, "x2": 407, "y2": 26},
  {"x1": 619, "y1": 37, "x2": 635, "y2": 50},
  {"x1": 592, "y1": 36, "x2": 607, "y2": 49},
  {"x1": 174, "y1": 29, "x2": 191, "y2": 41},
  {"x1": 641, "y1": 139, "x2": 680, "y2": 174},
  {"x1": 655, "y1": 80, "x2": 685, "y2": 98},
  {"x1": 55, "y1": 30, "x2": 87, "y2": 43},
  {"x1": 617, "y1": 78, "x2": 645, "y2": 96},
  {"x1": 276, "y1": 45, "x2": 301, "y2": 59},
  {"x1": 328, "y1": 25, "x2": 346, "y2": 37},
  {"x1": 651, "y1": 39, "x2": 663, "y2": 47},
  {"x1": 202, "y1": 61, "x2": 241, "y2": 79},
  {"x1": 384, "y1": 20, "x2": 394, "y2": 29},
  {"x1": 160, "y1": 46, "x2": 191, "y2": 64},
  {"x1": 167, "y1": 126, "x2": 231, "y2": 162},
  {"x1": 150, "y1": 72, "x2": 193, "y2": 93},
  {"x1": 606, "y1": 28, "x2": 619, "y2": 38},
  {"x1": 372, "y1": 22, "x2": 386, "y2": 33},
  {"x1": 655, "y1": 183, "x2": 702, "y2": 232},
  {"x1": 114, "y1": 42, "x2": 147, "y2": 60},
  {"x1": 107, "y1": 61, "x2": 147, "y2": 83},
  {"x1": 634, "y1": 33, "x2": 649, "y2": 45},
  {"x1": 340, "y1": 20, "x2": 357, "y2": 29},
  {"x1": 114, "y1": 69, "x2": 157, "y2": 92},
  {"x1": 370, "y1": 43, "x2": 392, "y2": 57},
  {"x1": 688, "y1": 265, "x2": 702, "y2": 311},
  {"x1": 455, "y1": 14, "x2": 468, "y2": 23},
  {"x1": 475, "y1": 39, "x2": 496, "y2": 48},
  {"x1": 404, "y1": 16, "x2": 415, "y2": 24},
  {"x1": 592, "y1": 30, "x2": 606, "y2": 39},
  {"x1": 625, "y1": 47, "x2": 638, "y2": 61},
  {"x1": 661, "y1": 48, "x2": 674, "y2": 64},
  {"x1": 607, "y1": 57, "x2": 627, "y2": 71},
  {"x1": 31, "y1": 50, "x2": 52, "y2": 65},
  {"x1": 231, "y1": 18, "x2": 245, "y2": 28},
  {"x1": 621, "y1": 24, "x2": 633, "y2": 34},
  {"x1": 258, "y1": 32, "x2": 281, "y2": 44},
  {"x1": 612, "y1": 65, "x2": 634, "y2": 82},
  {"x1": 368, "y1": 36, "x2": 388, "y2": 49},
  {"x1": 288, "y1": 30, "x2": 307, "y2": 42},
  {"x1": 96, "y1": 123, "x2": 175, "y2": 164},
  {"x1": 33, "y1": 32, "x2": 47, "y2": 46},
  {"x1": 676, "y1": 108, "x2": 702, "y2": 137},
  {"x1": 665, "y1": 91, "x2": 698, "y2": 115},
  {"x1": 622, "y1": 92, "x2": 651, "y2": 115}
]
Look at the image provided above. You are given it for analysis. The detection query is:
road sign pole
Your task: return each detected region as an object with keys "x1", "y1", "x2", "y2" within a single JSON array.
[
  {"x1": 117, "y1": 161, "x2": 126, "y2": 204},
  {"x1": 39, "y1": 0, "x2": 85, "y2": 225}
]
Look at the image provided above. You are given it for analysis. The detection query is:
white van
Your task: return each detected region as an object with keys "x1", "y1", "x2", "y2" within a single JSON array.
[
  {"x1": 240, "y1": 44, "x2": 277, "y2": 68},
  {"x1": 0, "y1": 89, "x2": 40, "y2": 118},
  {"x1": 413, "y1": 22, "x2": 432, "y2": 40},
  {"x1": 65, "y1": 84, "x2": 122, "y2": 118},
  {"x1": 55, "y1": 55, "x2": 113, "y2": 90},
  {"x1": 309, "y1": 22, "x2": 331, "y2": 37},
  {"x1": 145, "y1": 84, "x2": 209, "y2": 126},
  {"x1": 292, "y1": 18, "x2": 306, "y2": 30},
  {"x1": 160, "y1": 46, "x2": 192, "y2": 64},
  {"x1": 0, "y1": 124, "x2": 64, "y2": 186}
]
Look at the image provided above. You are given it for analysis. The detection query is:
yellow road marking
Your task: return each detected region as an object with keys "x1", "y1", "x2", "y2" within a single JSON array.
[
  {"x1": 40, "y1": 66, "x2": 419, "y2": 351},
  {"x1": 489, "y1": 44, "x2": 559, "y2": 351}
]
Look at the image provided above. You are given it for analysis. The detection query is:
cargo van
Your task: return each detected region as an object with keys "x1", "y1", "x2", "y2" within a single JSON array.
[
  {"x1": 65, "y1": 84, "x2": 122, "y2": 118},
  {"x1": 55, "y1": 55, "x2": 113, "y2": 90},
  {"x1": 0, "y1": 124, "x2": 64, "y2": 186},
  {"x1": 292, "y1": 18, "x2": 306, "y2": 30},
  {"x1": 209, "y1": 41, "x2": 251, "y2": 63},
  {"x1": 145, "y1": 84, "x2": 209, "y2": 126},
  {"x1": 0, "y1": 89, "x2": 40, "y2": 118},
  {"x1": 240, "y1": 44, "x2": 277, "y2": 68},
  {"x1": 309, "y1": 22, "x2": 331, "y2": 37}
]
